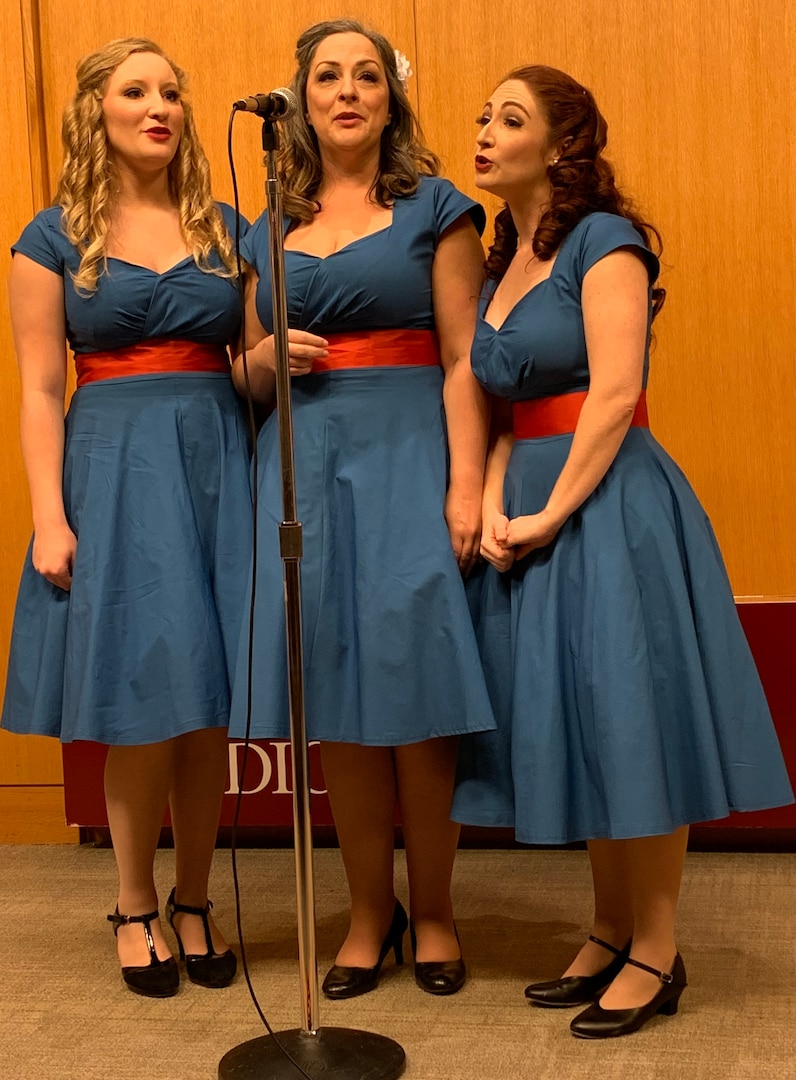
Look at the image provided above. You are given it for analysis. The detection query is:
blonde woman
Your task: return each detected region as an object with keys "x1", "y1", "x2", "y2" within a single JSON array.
[{"x1": 2, "y1": 38, "x2": 250, "y2": 997}]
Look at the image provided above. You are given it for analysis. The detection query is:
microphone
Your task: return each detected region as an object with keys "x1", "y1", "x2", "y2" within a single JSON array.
[{"x1": 233, "y1": 88, "x2": 298, "y2": 121}]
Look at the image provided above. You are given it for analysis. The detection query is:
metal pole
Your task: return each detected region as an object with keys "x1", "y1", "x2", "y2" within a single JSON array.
[
  {"x1": 219, "y1": 113, "x2": 405, "y2": 1080},
  {"x1": 264, "y1": 126, "x2": 320, "y2": 1037}
]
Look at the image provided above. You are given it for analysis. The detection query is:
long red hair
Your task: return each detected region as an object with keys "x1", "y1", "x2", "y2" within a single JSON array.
[{"x1": 485, "y1": 65, "x2": 665, "y2": 318}]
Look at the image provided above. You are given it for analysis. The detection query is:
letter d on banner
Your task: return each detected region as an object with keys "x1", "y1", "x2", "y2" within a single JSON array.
[{"x1": 226, "y1": 742, "x2": 273, "y2": 796}]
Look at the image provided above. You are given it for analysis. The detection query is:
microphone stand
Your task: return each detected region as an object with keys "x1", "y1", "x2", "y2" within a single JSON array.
[{"x1": 218, "y1": 119, "x2": 406, "y2": 1080}]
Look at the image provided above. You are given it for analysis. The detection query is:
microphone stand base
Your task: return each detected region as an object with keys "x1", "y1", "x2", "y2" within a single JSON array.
[{"x1": 218, "y1": 1025, "x2": 406, "y2": 1079}]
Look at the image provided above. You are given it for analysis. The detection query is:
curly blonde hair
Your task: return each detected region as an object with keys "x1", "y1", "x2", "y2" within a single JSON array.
[
  {"x1": 55, "y1": 37, "x2": 234, "y2": 293},
  {"x1": 280, "y1": 19, "x2": 440, "y2": 222}
]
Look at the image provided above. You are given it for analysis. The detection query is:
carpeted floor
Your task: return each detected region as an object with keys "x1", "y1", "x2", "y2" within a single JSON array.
[{"x1": 1, "y1": 845, "x2": 794, "y2": 1079}]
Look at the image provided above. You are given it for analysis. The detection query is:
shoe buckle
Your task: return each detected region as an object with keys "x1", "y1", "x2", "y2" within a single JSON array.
[{"x1": 660, "y1": 970, "x2": 674, "y2": 984}]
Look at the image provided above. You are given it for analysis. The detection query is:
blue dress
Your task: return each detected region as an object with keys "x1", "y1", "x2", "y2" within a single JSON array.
[
  {"x1": 228, "y1": 176, "x2": 495, "y2": 745},
  {"x1": 1, "y1": 205, "x2": 252, "y2": 746},
  {"x1": 452, "y1": 212, "x2": 794, "y2": 843}
]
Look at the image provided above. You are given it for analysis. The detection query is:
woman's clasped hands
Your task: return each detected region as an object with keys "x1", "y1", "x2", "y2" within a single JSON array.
[{"x1": 480, "y1": 506, "x2": 562, "y2": 570}]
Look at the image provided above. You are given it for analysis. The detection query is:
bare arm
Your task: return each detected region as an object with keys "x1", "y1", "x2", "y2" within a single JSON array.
[
  {"x1": 432, "y1": 215, "x2": 489, "y2": 574},
  {"x1": 230, "y1": 268, "x2": 328, "y2": 406},
  {"x1": 504, "y1": 248, "x2": 651, "y2": 557},
  {"x1": 480, "y1": 397, "x2": 515, "y2": 571},
  {"x1": 9, "y1": 253, "x2": 74, "y2": 590}
]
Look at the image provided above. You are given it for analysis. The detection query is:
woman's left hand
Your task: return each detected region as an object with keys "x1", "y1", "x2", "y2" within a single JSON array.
[
  {"x1": 504, "y1": 509, "x2": 562, "y2": 560},
  {"x1": 445, "y1": 487, "x2": 482, "y2": 576},
  {"x1": 480, "y1": 507, "x2": 514, "y2": 572}
]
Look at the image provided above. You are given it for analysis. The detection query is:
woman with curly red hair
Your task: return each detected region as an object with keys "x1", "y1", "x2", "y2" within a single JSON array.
[{"x1": 453, "y1": 64, "x2": 792, "y2": 1038}]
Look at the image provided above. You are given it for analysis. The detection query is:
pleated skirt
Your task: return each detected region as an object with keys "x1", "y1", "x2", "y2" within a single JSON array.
[
  {"x1": 453, "y1": 427, "x2": 794, "y2": 842},
  {"x1": 229, "y1": 365, "x2": 495, "y2": 745},
  {"x1": 1, "y1": 372, "x2": 252, "y2": 745}
]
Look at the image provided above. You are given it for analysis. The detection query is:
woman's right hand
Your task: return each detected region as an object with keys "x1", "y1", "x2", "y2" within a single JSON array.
[
  {"x1": 480, "y1": 506, "x2": 514, "y2": 572},
  {"x1": 32, "y1": 521, "x2": 77, "y2": 591},
  {"x1": 246, "y1": 329, "x2": 329, "y2": 377}
]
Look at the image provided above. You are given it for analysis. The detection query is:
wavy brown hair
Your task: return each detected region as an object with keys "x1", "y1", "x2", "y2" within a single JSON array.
[
  {"x1": 279, "y1": 19, "x2": 440, "y2": 222},
  {"x1": 55, "y1": 37, "x2": 234, "y2": 293},
  {"x1": 486, "y1": 65, "x2": 664, "y2": 317}
]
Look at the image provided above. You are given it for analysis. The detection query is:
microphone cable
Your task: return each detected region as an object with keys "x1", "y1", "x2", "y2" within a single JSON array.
[{"x1": 225, "y1": 105, "x2": 315, "y2": 1080}]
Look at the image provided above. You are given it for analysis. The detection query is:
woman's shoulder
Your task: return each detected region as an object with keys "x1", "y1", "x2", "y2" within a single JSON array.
[
  {"x1": 16, "y1": 205, "x2": 69, "y2": 243},
  {"x1": 12, "y1": 206, "x2": 74, "y2": 273},
  {"x1": 410, "y1": 175, "x2": 486, "y2": 236},
  {"x1": 29, "y1": 207, "x2": 64, "y2": 231},
  {"x1": 569, "y1": 211, "x2": 645, "y2": 244},
  {"x1": 413, "y1": 174, "x2": 472, "y2": 205},
  {"x1": 216, "y1": 201, "x2": 250, "y2": 236},
  {"x1": 415, "y1": 174, "x2": 453, "y2": 196},
  {"x1": 236, "y1": 205, "x2": 272, "y2": 270},
  {"x1": 565, "y1": 212, "x2": 658, "y2": 282}
]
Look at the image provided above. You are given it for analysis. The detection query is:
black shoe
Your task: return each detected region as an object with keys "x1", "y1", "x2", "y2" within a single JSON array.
[
  {"x1": 107, "y1": 907, "x2": 180, "y2": 998},
  {"x1": 524, "y1": 935, "x2": 631, "y2": 1007},
  {"x1": 166, "y1": 887, "x2": 237, "y2": 989},
  {"x1": 570, "y1": 952, "x2": 687, "y2": 1038},
  {"x1": 322, "y1": 900, "x2": 408, "y2": 999},
  {"x1": 410, "y1": 921, "x2": 466, "y2": 995}
]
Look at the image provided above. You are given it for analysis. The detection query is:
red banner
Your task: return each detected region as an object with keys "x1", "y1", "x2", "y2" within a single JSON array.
[{"x1": 63, "y1": 739, "x2": 333, "y2": 828}]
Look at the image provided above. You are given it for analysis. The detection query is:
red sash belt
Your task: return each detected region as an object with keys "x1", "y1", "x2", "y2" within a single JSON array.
[
  {"x1": 75, "y1": 339, "x2": 230, "y2": 388},
  {"x1": 312, "y1": 329, "x2": 440, "y2": 372},
  {"x1": 512, "y1": 390, "x2": 649, "y2": 439}
]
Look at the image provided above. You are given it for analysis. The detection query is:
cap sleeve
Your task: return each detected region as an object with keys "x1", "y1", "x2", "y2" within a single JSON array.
[
  {"x1": 11, "y1": 208, "x2": 68, "y2": 275},
  {"x1": 239, "y1": 210, "x2": 269, "y2": 273},
  {"x1": 218, "y1": 201, "x2": 250, "y2": 248},
  {"x1": 574, "y1": 212, "x2": 659, "y2": 284},
  {"x1": 429, "y1": 176, "x2": 487, "y2": 239}
]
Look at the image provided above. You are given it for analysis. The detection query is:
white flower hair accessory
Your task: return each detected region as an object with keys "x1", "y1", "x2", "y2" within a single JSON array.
[{"x1": 394, "y1": 50, "x2": 413, "y2": 86}]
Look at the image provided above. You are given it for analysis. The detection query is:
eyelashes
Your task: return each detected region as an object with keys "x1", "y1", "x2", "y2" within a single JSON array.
[
  {"x1": 316, "y1": 69, "x2": 382, "y2": 84},
  {"x1": 475, "y1": 114, "x2": 522, "y2": 128},
  {"x1": 121, "y1": 87, "x2": 181, "y2": 102}
]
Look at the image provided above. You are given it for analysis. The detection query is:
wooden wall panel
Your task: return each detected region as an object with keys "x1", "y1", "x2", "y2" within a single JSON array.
[
  {"x1": 36, "y1": 1, "x2": 418, "y2": 220},
  {"x1": 416, "y1": 0, "x2": 796, "y2": 595},
  {"x1": 0, "y1": 2, "x2": 65, "y2": 795},
  {"x1": 0, "y1": 787, "x2": 78, "y2": 843}
]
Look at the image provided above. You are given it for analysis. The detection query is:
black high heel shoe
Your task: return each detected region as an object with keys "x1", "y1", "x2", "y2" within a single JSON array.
[
  {"x1": 322, "y1": 900, "x2": 408, "y2": 999},
  {"x1": 166, "y1": 887, "x2": 237, "y2": 989},
  {"x1": 524, "y1": 935, "x2": 631, "y2": 1007},
  {"x1": 570, "y1": 952, "x2": 687, "y2": 1038},
  {"x1": 107, "y1": 908, "x2": 180, "y2": 998},
  {"x1": 410, "y1": 921, "x2": 466, "y2": 995}
]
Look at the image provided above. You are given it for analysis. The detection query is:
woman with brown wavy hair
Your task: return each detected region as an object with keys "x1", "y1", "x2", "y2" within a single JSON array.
[
  {"x1": 452, "y1": 64, "x2": 792, "y2": 1037},
  {"x1": 229, "y1": 19, "x2": 494, "y2": 998},
  {"x1": 2, "y1": 38, "x2": 250, "y2": 997}
]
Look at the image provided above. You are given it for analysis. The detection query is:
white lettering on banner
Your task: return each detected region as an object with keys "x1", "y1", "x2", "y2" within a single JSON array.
[
  {"x1": 226, "y1": 741, "x2": 327, "y2": 797},
  {"x1": 226, "y1": 742, "x2": 272, "y2": 795},
  {"x1": 272, "y1": 740, "x2": 290, "y2": 794}
]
